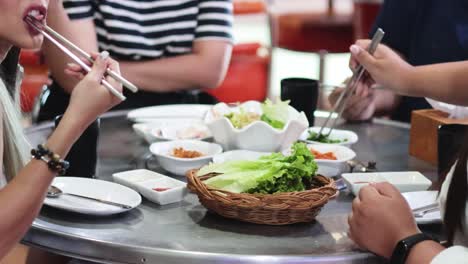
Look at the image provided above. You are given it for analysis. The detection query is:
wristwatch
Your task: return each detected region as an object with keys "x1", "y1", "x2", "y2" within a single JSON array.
[{"x1": 390, "y1": 233, "x2": 439, "y2": 264}]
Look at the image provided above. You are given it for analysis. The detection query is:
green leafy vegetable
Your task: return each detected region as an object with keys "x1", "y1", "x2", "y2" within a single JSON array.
[
  {"x1": 224, "y1": 108, "x2": 260, "y2": 129},
  {"x1": 260, "y1": 99, "x2": 289, "y2": 129},
  {"x1": 223, "y1": 100, "x2": 290, "y2": 129},
  {"x1": 196, "y1": 142, "x2": 317, "y2": 194},
  {"x1": 307, "y1": 131, "x2": 348, "y2": 144}
]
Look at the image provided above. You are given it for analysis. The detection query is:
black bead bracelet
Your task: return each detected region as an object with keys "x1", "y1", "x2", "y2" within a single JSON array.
[{"x1": 31, "y1": 144, "x2": 70, "y2": 175}]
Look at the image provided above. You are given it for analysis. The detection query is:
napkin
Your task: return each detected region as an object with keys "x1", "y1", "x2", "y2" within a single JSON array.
[{"x1": 426, "y1": 98, "x2": 468, "y2": 119}]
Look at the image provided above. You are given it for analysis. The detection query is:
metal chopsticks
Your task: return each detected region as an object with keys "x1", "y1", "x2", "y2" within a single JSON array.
[
  {"x1": 25, "y1": 16, "x2": 138, "y2": 100},
  {"x1": 317, "y1": 28, "x2": 385, "y2": 138}
]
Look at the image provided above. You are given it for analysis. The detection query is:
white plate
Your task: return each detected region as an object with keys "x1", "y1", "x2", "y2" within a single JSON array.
[
  {"x1": 299, "y1": 127, "x2": 358, "y2": 147},
  {"x1": 127, "y1": 104, "x2": 212, "y2": 122},
  {"x1": 113, "y1": 169, "x2": 187, "y2": 205},
  {"x1": 212, "y1": 150, "x2": 271, "y2": 163},
  {"x1": 132, "y1": 119, "x2": 212, "y2": 143},
  {"x1": 342, "y1": 171, "x2": 432, "y2": 195},
  {"x1": 44, "y1": 177, "x2": 141, "y2": 215},
  {"x1": 403, "y1": 191, "x2": 442, "y2": 224}
]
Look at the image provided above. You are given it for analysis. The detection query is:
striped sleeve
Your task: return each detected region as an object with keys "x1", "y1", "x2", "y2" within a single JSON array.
[
  {"x1": 195, "y1": 0, "x2": 233, "y2": 42},
  {"x1": 63, "y1": 0, "x2": 95, "y2": 20}
]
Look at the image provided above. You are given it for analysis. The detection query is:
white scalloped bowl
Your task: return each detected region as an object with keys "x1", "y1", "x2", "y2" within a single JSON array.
[{"x1": 204, "y1": 101, "x2": 309, "y2": 152}]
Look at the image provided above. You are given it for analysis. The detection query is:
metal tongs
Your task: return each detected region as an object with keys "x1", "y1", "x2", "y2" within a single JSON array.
[
  {"x1": 24, "y1": 15, "x2": 139, "y2": 101},
  {"x1": 317, "y1": 28, "x2": 385, "y2": 138}
]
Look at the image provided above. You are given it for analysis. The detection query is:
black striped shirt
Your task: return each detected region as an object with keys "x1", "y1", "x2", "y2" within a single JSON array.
[{"x1": 63, "y1": 0, "x2": 233, "y2": 61}]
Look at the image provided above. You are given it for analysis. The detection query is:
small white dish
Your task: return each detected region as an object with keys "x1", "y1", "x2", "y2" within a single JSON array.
[
  {"x1": 403, "y1": 191, "x2": 442, "y2": 224},
  {"x1": 127, "y1": 104, "x2": 212, "y2": 122},
  {"x1": 136, "y1": 177, "x2": 187, "y2": 205},
  {"x1": 308, "y1": 144, "x2": 356, "y2": 177},
  {"x1": 132, "y1": 119, "x2": 212, "y2": 143},
  {"x1": 113, "y1": 170, "x2": 187, "y2": 205},
  {"x1": 299, "y1": 127, "x2": 358, "y2": 147},
  {"x1": 112, "y1": 169, "x2": 164, "y2": 190},
  {"x1": 342, "y1": 171, "x2": 432, "y2": 196},
  {"x1": 150, "y1": 140, "x2": 223, "y2": 176},
  {"x1": 204, "y1": 101, "x2": 309, "y2": 152},
  {"x1": 212, "y1": 150, "x2": 271, "y2": 163},
  {"x1": 44, "y1": 177, "x2": 141, "y2": 215}
]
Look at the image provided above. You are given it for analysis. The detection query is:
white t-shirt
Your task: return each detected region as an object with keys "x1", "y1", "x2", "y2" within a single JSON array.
[
  {"x1": 431, "y1": 164, "x2": 468, "y2": 263},
  {"x1": 0, "y1": 173, "x2": 5, "y2": 189}
]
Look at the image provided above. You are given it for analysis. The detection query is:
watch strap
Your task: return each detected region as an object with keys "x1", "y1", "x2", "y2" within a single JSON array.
[{"x1": 390, "y1": 233, "x2": 439, "y2": 264}]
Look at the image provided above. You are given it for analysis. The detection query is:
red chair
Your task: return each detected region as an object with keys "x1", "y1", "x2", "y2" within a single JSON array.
[
  {"x1": 234, "y1": 0, "x2": 266, "y2": 15},
  {"x1": 19, "y1": 50, "x2": 49, "y2": 113},
  {"x1": 353, "y1": 0, "x2": 383, "y2": 40},
  {"x1": 208, "y1": 1, "x2": 269, "y2": 103},
  {"x1": 208, "y1": 43, "x2": 270, "y2": 103},
  {"x1": 267, "y1": 0, "x2": 354, "y2": 109}
]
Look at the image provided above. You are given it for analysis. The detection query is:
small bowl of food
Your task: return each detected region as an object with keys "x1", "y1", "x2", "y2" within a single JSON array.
[
  {"x1": 299, "y1": 127, "x2": 358, "y2": 147},
  {"x1": 149, "y1": 140, "x2": 223, "y2": 176},
  {"x1": 308, "y1": 144, "x2": 356, "y2": 177},
  {"x1": 132, "y1": 119, "x2": 212, "y2": 144},
  {"x1": 205, "y1": 100, "x2": 308, "y2": 152}
]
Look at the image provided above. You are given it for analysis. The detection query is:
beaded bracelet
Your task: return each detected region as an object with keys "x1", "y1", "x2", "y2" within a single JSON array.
[{"x1": 31, "y1": 144, "x2": 70, "y2": 175}]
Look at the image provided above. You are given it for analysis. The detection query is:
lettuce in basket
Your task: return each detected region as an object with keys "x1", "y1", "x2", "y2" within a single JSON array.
[
  {"x1": 260, "y1": 99, "x2": 290, "y2": 129},
  {"x1": 196, "y1": 142, "x2": 317, "y2": 194}
]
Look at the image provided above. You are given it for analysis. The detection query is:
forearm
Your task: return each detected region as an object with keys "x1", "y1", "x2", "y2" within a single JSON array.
[
  {"x1": 120, "y1": 42, "x2": 232, "y2": 92},
  {"x1": 42, "y1": 0, "x2": 98, "y2": 94},
  {"x1": 405, "y1": 240, "x2": 445, "y2": 264},
  {"x1": 0, "y1": 110, "x2": 85, "y2": 258},
  {"x1": 407, "y1": 61, "x2": 468, "y2": 106}
]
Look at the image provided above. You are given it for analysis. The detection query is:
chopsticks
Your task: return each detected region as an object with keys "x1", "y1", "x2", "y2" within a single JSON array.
[
  {"x1": 317, "y1": 28, "x2": 385, "y2": 138},
  {"x1": 24, "y1": 16, "x2": 138, "y2": 100}
]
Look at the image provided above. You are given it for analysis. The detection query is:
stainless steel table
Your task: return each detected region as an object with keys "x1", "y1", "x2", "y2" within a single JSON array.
[{"x1": 23, "y1": 111, "x2": 442, "y2": 264}]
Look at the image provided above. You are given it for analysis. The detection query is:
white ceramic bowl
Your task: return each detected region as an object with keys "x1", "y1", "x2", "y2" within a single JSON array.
[
  {"x1": 342, "y1": 171, "x2": 432, "y2": 196},
  {"x1": 149, "y1": 140, "x2": 223, "y2": 176},
  {"x1": 132, "y1": 119, "x2": 212, "y2": 144},
  {"x1": 299, "y1": 127, "x2": 358, "y2": 147},
  {"x1": 309, "y1": 144, "x2": 356, "y2": 177},
  {"x1": 204, "y1": 101, "x2": 309, "y2": 152}
]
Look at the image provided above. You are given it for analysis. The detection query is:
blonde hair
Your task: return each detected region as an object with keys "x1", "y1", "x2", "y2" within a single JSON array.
[{"x1": 0, "y1": 51, "x2": 29, "y2": 181}]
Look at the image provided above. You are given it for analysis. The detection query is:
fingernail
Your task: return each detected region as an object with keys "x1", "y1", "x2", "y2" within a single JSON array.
[
  {"x1": 350, "y1": 45, "x2": 361, "y2": 54},
  {"x1": 99, "y1": 50, "x2": 109, "y2": 60},
  {"x1": 67, "y1": 63, "x2": 74, "y2": 67}
]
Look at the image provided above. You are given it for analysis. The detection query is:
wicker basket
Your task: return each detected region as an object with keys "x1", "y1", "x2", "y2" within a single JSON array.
[{"x1": 186, "y1": 170, "x2": 337, "y2": 225}]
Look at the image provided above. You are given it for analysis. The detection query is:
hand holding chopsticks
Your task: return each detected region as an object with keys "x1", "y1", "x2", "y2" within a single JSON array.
[
  {"x1": 24, "y1": 15, "x2": 138, "y2": 100},
  {"x1": 317, "y1": 28, "x2": 385, "y2": 138}
]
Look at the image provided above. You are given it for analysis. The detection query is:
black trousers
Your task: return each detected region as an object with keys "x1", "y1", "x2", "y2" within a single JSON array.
[{"x1": 37, "y1": 81, "x2": 218, "y2": 122}]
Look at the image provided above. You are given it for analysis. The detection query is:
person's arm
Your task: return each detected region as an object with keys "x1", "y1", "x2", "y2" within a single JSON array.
[
  {"x1": 42, "y1": 0, "x2": 99, "y2": 94},
  {"x1": 120, "y1": 0, "x2": 233, "y2": 92},
  {"x1": 0, "y1": 54, "x2": 121, "y2": 259},
  {"x1": 120, "y1": 40, "x2": 232, "y2": 92},
  {"x1": 350, "y1": 41, "x2": 468, "y2": 106}
]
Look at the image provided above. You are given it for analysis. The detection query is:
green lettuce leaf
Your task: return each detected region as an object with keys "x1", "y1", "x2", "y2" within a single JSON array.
[{"x1": 197, "y1": 143, "x2": 317, "y2": 194}]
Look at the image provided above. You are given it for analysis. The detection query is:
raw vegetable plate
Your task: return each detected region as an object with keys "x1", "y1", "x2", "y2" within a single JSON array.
[
  {"x1": 186, "y1": 142, "x2": 337, "y2": 225},
  {"x1": 205, "y1": 100, "x2": 309, "y2": 152}
]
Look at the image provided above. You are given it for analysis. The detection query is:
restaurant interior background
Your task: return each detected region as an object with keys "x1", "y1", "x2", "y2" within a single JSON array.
[{"x1": 18, "y1": 0, "x2": 382, "y2": 121}]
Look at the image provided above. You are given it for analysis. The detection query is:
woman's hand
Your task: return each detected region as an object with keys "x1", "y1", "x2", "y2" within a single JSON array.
[
  {"x1": 348, "y1": 182, "x2": 420, "y2": 258},
  {"x1": 349, "y1": 40, "x2": 415, "y2": 95},
  {"x1": 64, "y1": 51, "x2": 123, "y2": 127}
]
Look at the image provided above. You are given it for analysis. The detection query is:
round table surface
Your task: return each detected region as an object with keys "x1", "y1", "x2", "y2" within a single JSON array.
[{"x1": 23, "y1": 110, "x2": 442, "y2": 264}]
